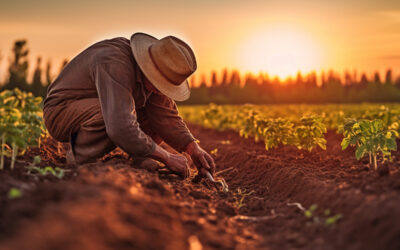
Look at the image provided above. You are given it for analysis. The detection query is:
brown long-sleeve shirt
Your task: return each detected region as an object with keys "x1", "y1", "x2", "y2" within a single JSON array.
[{"x1": 44, "y1": 37, "x2": 195, "y2": 156}]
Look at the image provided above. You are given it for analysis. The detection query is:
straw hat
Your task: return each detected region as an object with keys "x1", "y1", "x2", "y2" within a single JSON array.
[{"x1": 130, "y1": 32, "x2": 197, "y2": 101}]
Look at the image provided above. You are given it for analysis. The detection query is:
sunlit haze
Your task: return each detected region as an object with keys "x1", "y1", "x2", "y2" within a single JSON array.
[
  {"x1": 0, "y1": 0, "x2": 400, "y2": 82},
  {"x1": 238, "y1": 27, "x2": 323, "y2": 79}
]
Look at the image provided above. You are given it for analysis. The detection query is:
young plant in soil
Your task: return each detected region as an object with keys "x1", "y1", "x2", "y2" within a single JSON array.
[
  {"x1": 0, "y1": 89, "x2": 44, "y2": 170},
  {"x1": 25, "y1": 156, "x2": 65, "y2": 179},
  {"x1": 8, "y1": 187, "x2": 23, "y2": 199},
  {"x1": 289, "y1": 203, "x2": 343, "y2": 227},
  {"x1": 340, "y1": 119, "x2": 398, "y2": 170},
  {"x1": 294, "y1": 116, "x2": 327, "y2": 152},
  {"x1": 304, "y1": 204, "x2": 343, "y2": 226}
]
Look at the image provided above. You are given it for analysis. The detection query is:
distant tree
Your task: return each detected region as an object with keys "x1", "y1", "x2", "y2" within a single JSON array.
[
  {"x1": 296, "y1": 72, "x2": 303, "y2": 85},
  {"x1": 229, "y1": 70, "x2": 241, "y2": 86},
  {"x1": 220, "y1": 68, "x2": 228, "y2": 85},
  {"x1": 307, "y1": 71, "x2": 317, "y2": 87},
  {"x1": 385, "y1": 69, "x2": 392, "y2": 85},
  {"x1": 31, "y1": 56, "x2": 43, "y2": 96},
  {"x1": 7, "y1": 40, "x2": 29, "y2": 90},
  {"x1": 199, "y1": 74, "x2": 207, "y2": 88},
  {"x1": 45, "y1": 60, "x2": 53, "y2": 86},
  {"x1": 244, "y1": 73, "x2": 258, "y2": 88},
  {"x1": 189, "y1": 75, "x2": 196, "y2": 88},
  {"x1": 373, "y1": 71, "x2": 381, "y2": 84},
  {"x1": 395, "y1": 77, "x2": 400, "y2": 89},
  {"x1": 210, "y1": 71, "x2": 218, "y2": 87},
  {"x1": 320, "y1": 71, "x2": 326, "y2": 87},
  {"x1": 344, "y1": 70, "x2": 352, "y2": 86},
  {"x1": 352, "y1": 70, "x2": 358, "y2": 84},
  {"x1": 327, "y1": 70, "x2": 340, "y2": 84},
  {"x1": 360, "y1": 73, "x2": 369, "y2": 88}
]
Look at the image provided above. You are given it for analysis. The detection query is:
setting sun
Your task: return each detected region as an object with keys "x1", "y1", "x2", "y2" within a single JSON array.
[{"x1": 237, "y1": 27, "x2": 323, "y2": 79}]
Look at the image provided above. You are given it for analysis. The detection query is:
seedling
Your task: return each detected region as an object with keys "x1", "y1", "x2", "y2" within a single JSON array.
[
  {"x1": 0, "y1": 89, "x2": 45, "y2": 170},
  {"x1": 8, "y1": 187, "x2": 23, "y2": 199},
  {"x1": 25, "y1": 155, "x2": 65, "y2": 179},
  {"x1": 288, "y1": 203, "x2": 343, "y2": 227},
  {"x1": 325, "y1": 213, "x2": 343, "y2": 226},
  {"x1": 26, "y1": 165, "x2": 65, "y2": 179},
  {"x1": 304, "y1": 204, "x2": 318, "y2": 219},
  {"x1": 340, "y1": 119, "x2": 398, "y2": 170},
  {"x1": 294, "y1": 116, "x2": 327, "y2": 152}
]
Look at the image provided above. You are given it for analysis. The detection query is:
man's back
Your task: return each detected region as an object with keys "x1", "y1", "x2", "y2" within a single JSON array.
[{"x1": 45, "y1": 37, "x2": 135, "y2": 108}]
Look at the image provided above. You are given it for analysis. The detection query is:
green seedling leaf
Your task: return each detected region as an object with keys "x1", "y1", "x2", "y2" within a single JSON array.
[
  {"x1": 325, "y1": 214, "x2": 343, "y2": 226},
  {"x1": 355, "y1": 144, "x2": 366, "y2": 160},
  {"x1": 8, "y1": 188, "x2": 22, "y2": 199},
  {"x1": 304, "y1": 210, "x2": 313, "y2": 218},
  {"x1": 310, "y1": 204, "x2": 318, "y2": 211},
  {"x1": 386, "y1": 139, "x2": 397, "y2": 151},
  {"x1": 324, "y1": 209, "x2": 331, "y2": 216},
  {"x1": 341, "y1": 138, "x2": 350, "y2": 150},
  {"x1": 33, "y1": 155, "x2": 41, "y2": 165}
]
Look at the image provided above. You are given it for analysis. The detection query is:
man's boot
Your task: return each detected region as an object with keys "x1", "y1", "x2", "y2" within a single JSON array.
[{"x1": 66, "y1": 149, "x2": 77, "y2": 166}]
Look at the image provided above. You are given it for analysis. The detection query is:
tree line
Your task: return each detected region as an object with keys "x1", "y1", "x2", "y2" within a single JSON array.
[
  {"x1": 1, "y1": 39, "x2": 400, "y2": 104},
  {"x1": 184, "y1": 69, "x2": 400, "y2": 104},
  {"x1": 0, "y1": 40, "x2": 67, "y2": 97}
]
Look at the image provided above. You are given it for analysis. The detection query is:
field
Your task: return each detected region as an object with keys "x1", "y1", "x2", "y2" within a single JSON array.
[{"x1": 1, "y1": 92, "x2": 400, "y2": 249}]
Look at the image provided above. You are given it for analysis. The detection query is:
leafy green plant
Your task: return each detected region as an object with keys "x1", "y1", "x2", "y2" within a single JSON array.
[
  {"x1": 181, "y1": 104, "x2": 328, "y2": 153},
  {"x1": 340, "y1": 119, "x2": 398, "y2": 170},
  {"x1": 0, "y1": 89, "x2": 45, "y2": 170},
  {"x1": 294, "y1": 116, "x2": 327, "y2": 152}
]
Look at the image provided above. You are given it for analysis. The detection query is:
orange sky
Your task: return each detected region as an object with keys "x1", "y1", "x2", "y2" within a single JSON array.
[{"x1": 1, "y1": 0, "x2": 400, "y2": 82}]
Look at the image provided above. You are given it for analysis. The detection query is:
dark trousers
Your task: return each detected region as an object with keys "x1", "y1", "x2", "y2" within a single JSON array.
[{"x1": 43, "y1": 98, "x2": 162, "y2": 164}]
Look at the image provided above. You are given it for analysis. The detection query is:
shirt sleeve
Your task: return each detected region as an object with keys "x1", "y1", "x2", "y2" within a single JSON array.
[
  {"x1": 93, "y1": 63, "x2": 156, "y2": 156},
  {"x1": 145, "y1": 93, "x2": 196, "y2": 152}
]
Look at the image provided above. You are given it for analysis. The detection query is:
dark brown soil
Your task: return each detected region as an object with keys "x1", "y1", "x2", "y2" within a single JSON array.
[{"x1": 0, "y1": 124, "x2": 400, "y2": 250}]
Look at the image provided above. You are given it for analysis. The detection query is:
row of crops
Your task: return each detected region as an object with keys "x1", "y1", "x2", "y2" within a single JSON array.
[
  {"x1": 179, "y1": 104, "x2": 400, "y2": 170},
  {"x1": 1, "y1": 87, "x2": 399, "y2": 172}
]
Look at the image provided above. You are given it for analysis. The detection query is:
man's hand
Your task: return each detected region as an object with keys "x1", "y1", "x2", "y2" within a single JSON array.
[
  {"x1": 164, "y1": 153, "x2": 190, "y2": 179},
  {"x1": 185, "y1": 141, "x2": 216, "y2": 176},
  {"x1": 150, "y1": 145, "x2": 190, "y2": 179}
]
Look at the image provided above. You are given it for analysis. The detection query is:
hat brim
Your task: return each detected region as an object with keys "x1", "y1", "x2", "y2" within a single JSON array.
[{"x1": 130, "y1": 33, "x2": 190, "y2": 102}]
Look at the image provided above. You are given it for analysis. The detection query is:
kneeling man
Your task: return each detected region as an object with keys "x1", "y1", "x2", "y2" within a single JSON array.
[{"x1": 43, "y1": 32, "x2": 215, "y2": 179}]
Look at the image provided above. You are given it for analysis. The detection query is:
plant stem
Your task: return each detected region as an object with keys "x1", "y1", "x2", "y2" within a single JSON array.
[
  {"x1": 10, "y1": 142, "x2": 18, "y2": 170},
  {"x1": 373, "y1": 154, "x2": 378, "y2": 170},
  {"x1": 369, "y1": 152, "x2": 372, "y2": 166},
  {"x1": 0, "y1": 134, "x2": 5, "y2": 170}
]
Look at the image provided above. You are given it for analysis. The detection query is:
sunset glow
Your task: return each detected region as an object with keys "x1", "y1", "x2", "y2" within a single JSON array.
[
  {"x1": 238, "y1": 28, "x2": 322, "y2": 79},
  {"x1": 0, "y1": 0, "x2": 400, "y2": 81}
]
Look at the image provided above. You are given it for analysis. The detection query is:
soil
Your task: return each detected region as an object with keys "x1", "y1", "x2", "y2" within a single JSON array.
[{"x1": 0, "y1": 124, "x2": 400, "y2": 250}]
